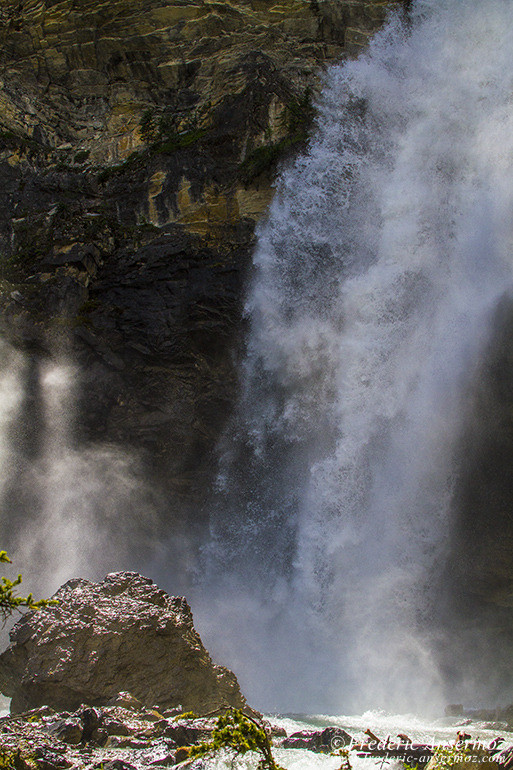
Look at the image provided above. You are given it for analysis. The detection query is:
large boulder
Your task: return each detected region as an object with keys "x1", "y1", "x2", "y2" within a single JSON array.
[{"x1": 0, "y1": 571, "x2": 248, "y2": 714}]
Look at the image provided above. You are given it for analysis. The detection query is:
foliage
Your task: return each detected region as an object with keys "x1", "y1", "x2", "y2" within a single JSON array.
[
  {"x1": 428, "y1": 745, "x2": 475, "y2": 770},
  {"x1": 335, "y1": 747, "x2": 352, "y2": 770},
  {"x1": 280, "y1": 88, "x2": 314, "y2": 135},
  {"x1": 239, "y1": 88, "x2": 315, "y2": 184},
  {"x1": 73, "y1": 149, "x2": 90, "y2": 164},
  {"x1": 238, "y1": 137, "x2": 296, "y2": 184},
  {"x1": 189, "y1": 708, "x2": 287, "y2": 770},
  {"x1": 0, "y1": 552, "x2": 57, "y2": 624},
  {"x1": 139, "y1": 109, "x2": 159, "y2": 143},
  {"x1": 0, "y1": 749, "x2": 17, "y2": 770},
  {"x1": 0, "y1": 130, "x2": 41, "y2": 154},
  {"x1": 173, "y1": 710, "x2": 198, "y2": 721},
  {"x1": 0, "y1": 746, "x2": 35, "y2": 770},
  {"x1": 138, "y1": 103, "x2": 208, "y2": 155}
]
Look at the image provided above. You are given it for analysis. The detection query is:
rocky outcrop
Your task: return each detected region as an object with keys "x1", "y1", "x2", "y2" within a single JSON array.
[
  {"x1": 0, "y1": 571, "x2": 248, "y2": 714},
  {"x1": 0, "y1": 703, "x2": 212, "y2": 767},
  {"x1": 0, "y1": 701, "x2": 286, "y2": 769}
]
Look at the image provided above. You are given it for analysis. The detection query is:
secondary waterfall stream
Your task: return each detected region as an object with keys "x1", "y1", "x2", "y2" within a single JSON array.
[{"x1": 194, "y1": 0, "x2": 513, "y2": 714}]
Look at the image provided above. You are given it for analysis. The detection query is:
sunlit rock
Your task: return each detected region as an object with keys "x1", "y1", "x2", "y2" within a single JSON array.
[{"x1": 0, "y1": 571, "x2": 249, "y2": 715}]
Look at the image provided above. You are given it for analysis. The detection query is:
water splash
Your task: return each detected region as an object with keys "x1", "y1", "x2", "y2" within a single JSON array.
[{"x1": 197, "y1": 0, "x2": 513, "y2": 713}]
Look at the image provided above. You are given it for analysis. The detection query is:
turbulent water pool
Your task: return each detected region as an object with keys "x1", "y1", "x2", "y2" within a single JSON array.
[{"x1": 204, "y1": 712, "x2": 513, "y2": 770}]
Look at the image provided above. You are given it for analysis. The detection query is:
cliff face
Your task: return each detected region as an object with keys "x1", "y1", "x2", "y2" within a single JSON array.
[{"x1": 0, "y1": 0, "x2": 406, "y2": 515}]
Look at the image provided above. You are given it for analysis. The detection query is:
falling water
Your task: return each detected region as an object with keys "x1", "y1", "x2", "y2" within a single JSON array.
[
  {"x1": 0, "y1": 347, "x2": 162, "y2": 600},
  {"x1": 196, "y1": 0, "x2": 513, "y2": 714}
]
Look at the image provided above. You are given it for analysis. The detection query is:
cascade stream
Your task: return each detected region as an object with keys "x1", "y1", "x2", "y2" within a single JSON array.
[{"x1": 194, "y1": 0, "x2": 513, "y2": 714}]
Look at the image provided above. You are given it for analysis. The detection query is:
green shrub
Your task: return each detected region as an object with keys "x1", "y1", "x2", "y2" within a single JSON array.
[
  {"x1": 0, "y1": 552, "x2": 57, "y2": 624},
  {"x1": 189, "y1": 708, "x2": 286, "y2": 770},
  {"x1": 239, "y1": 88, "x2": 316, "y2": 184},
  {"x1": 140, "y1": 109, "x2": 159, "y2": 143}
]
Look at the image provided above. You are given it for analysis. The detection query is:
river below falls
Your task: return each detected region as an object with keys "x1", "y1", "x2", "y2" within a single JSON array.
[{"x1": 204, "y1": 711, "x2": 513, "y2": 770}]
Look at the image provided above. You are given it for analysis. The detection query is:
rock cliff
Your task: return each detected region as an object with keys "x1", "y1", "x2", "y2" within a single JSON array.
[{"x1": 0, "y1": 0, "x2": 407, "y2": 520}]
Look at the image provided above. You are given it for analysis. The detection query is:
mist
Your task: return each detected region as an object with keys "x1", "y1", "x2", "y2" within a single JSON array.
[{"x1": 192, "y1": 0, "x2": 513, "y2": 714}]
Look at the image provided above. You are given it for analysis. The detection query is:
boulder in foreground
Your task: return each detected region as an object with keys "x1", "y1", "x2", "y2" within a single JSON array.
[{"x1": 0, "y1": 571, "x2": 248, "y2": 715}]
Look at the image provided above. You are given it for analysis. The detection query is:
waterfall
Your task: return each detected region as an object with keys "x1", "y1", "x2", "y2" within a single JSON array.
[
  {"x1": 0, "y1": 346, "x2": 161, "y2": 600},
  {"x1": 196, "y1": 0, "x2": 513, "y2": 714}
]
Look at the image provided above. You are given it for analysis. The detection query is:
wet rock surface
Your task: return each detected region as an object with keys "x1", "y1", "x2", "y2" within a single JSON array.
[
  {"x1": 0, "y1": 571, "x2": 248, "y2": 715},
  {"x1": 0, "y1": 702, "x2": 189, "y2": 768},
  {"x1": 281, "y1": 726, "x2": 352, "y2": 752}
]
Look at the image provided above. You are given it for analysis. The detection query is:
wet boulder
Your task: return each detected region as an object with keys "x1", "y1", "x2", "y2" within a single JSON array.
[{"x1": 163, "y1": 716, "x2": 217, "y2": 745}]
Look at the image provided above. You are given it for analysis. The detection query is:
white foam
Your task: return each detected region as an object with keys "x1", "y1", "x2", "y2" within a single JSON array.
[{"x1": 198, "y1": 0, "x2": 513, "y2": 714}]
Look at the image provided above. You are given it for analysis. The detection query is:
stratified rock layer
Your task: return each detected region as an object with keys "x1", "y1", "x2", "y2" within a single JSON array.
[{"x1": 0, "y1": 571, "x2": 248, "y2": 714}]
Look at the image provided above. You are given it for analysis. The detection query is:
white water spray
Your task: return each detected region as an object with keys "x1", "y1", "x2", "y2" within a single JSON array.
[
  {"x1": 198, "y1": 0, "x2": 513, "y2": 713},
  {"x1": 0, "y1": 350, "x2": 161, "y2": 600}
]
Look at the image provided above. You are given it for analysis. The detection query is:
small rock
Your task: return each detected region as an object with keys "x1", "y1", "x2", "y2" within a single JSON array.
[
  {"x1": 21, "y1": 705, "x2": 56, "y2": 720},
  {"x1": 76, "y1": 706, "x2": 103, "y2": 741},
  {"x1": 137, "y1": 741, "x2": 178, "y2": 766},
  {"x1": 93, "y1": 762, "x2": 138, "y2": 770},
  {"x1": 135, "y1": 720, "x2": 167, "y2": 739},
  {"x1": 47, "y1": 718, "x2": 83, "y2": 744},
  {"x1": 106, "y1": 692, "x2": 144, "y2": 710},
  {"x1": 33, "y1": 747, "x2": 73, "y2": 770},
  {"x1": 162, "y1": 706, "x2": 183, "y2": 718},
  {"x1": 105, "y1": 735, "x2": 150, "y2": 748},
  {"x1": 163, "y1": 717, "x2": 216, "y2": 745},
  {"x1": 140, "y1": 708, "x2": 166, "y2": 722},
  {"x1": 175, "y1": 747, "x2": 191, "y2": 763},
  {"x1": 281, "y1": 727, "x2": 352, "y2": 752},
  {"x1": 103, "y1": 717, "x2": 134, "y2": 736},
  {"x1": 91, "y1": 727, "x2": 108, "y2": 746},
  {"x1": 262, "y1": 720, "x2": 287, "y2": 737}
]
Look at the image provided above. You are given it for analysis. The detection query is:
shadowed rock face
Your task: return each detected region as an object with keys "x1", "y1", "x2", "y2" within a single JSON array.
[{"x1": 0, "y1": 571, "x2": 249, "y2": 714}]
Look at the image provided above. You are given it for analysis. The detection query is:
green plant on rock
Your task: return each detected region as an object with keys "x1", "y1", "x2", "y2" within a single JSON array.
[
  {"x1": 428, "y1": 745, "x2": 475, "y2": 770},
  {"x1": 139, "y1": 109, "x2": 159, "y2": 143},
  {"x1": 335, "y1": 747, "x2": 352, "y2": 770},
  {"x1": 138, "y1": 103, "x2": 208, "y2": 155},
  {"x1": 280, "y1": 87, "x2": 314, "y2": 136},
  {"x1": 0, "y1": 745, "x2": 36, "y2": 770},
  {"x1": 239, "y1": 88, "x2": 316, "y2": 185},
  {"x1": 0, "y1": 748, "x2": 18, "y2": 770},
  {"x1": 73, "y1": 149, "x2": 90, "y2": 164},
  {"x1": 0, "y1": 552, "x2": 56, "y2": 624},
  {"x1": 173, "y1": 710, "x2": 198, "y2": 721},
  {"x1": 189, "y1": 708, "x2": 286, "y2": 770}
]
